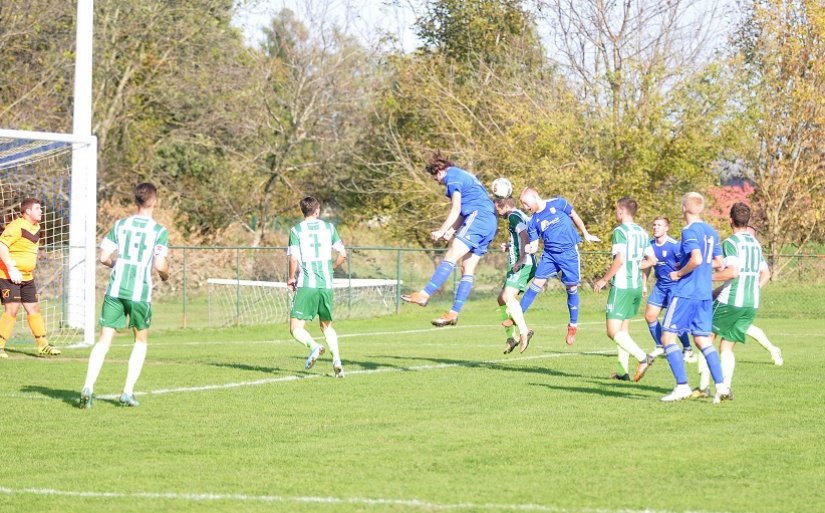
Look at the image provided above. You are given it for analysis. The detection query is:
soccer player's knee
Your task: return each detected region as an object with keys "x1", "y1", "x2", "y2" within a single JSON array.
[{"x1": 567, "y1": 285, "x2": 578, "y2": 294}]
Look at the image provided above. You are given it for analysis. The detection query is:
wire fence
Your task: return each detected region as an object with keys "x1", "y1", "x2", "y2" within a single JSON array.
[{"x1": 139, "y1": 246, "x2": 825, "y2": 330}]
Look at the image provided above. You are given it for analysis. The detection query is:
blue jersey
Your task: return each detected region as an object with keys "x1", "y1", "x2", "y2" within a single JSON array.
[
  {"x1": 673, "y1": 221, "x2": 721, "y2": 300},
  {"x1": 650, "y1": 236, "x2": 682, "y2": 287},
  {"x1": 444, "y1": 167, "x2": 495, "y2": 218},
  {"x1": 526, "y1": 197, "x2": 581, "y2": 253}
]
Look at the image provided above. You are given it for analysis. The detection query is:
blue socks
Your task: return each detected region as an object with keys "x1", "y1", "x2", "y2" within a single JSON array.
[
  {"x1": 648, "y1": 320, "x2": 663, "y2": 347},
  {"x1": 451, "y1": 275, "x2": 474, "y2": 313},
  {"x1": 665, "y1": 343, "x2": 688, "y2": 385},
  {"x1": 701, "y1": 345, "x2": 725, "y2": 384},
  {"x1": 567, "y1": 286, "x2": 580, "y2": 324},
  {"x1": 520, "y1": 283, "x2": 542, "y2": 313},
  {"x1": 423, "y1": 261, "x2": 456, "y2": 296},
  {"x1": 679, "y1": 332, "x2": 691, "y2": 350},
  {"x1": 649, "y1": 320, "x2": 692, "y2": 350}
]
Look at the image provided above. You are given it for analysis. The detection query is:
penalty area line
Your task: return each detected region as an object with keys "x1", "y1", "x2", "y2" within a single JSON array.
[{"x1": 0, "y1": 486, "x2": 732, "y2": 513}]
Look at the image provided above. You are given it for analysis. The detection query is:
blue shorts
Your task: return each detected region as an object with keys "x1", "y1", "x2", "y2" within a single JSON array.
[
  {"x1": 662, "y1": 297, "x2": 713, "y2": 336},
  {"x1": 455, "y1": 210, "x2": 497, "y2": 256},
  {"x1": 647, "y1": 284, "x2": 675, "y2": 308},
  {"x1": 534, "y1": 246, "x2": 580, "y2": 286}
]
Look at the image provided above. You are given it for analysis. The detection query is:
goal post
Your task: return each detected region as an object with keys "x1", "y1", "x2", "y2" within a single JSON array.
[{"x1": 0, "y1": 131, "x2": 98, "y2": 346}]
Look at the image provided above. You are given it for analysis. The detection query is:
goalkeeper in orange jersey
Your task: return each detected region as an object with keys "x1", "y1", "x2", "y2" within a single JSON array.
[{"x1": 0, "y1": 198, "x2": 60, "y2": 358}]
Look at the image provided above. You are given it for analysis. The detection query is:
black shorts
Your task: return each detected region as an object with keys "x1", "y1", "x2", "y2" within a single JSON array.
[{"x1": 0, "y1": 278, "x2": 39, "y2": 304}]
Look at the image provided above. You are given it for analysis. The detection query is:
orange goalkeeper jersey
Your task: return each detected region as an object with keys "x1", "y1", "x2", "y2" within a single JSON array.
[{"x1": 0, "y1": 217, "x2": 40, "y2": 281}]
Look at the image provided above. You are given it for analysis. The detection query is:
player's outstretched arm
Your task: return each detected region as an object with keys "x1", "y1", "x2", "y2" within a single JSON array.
[{"x1": 569, "y1": 210, "x2": 600, "y2": 242}]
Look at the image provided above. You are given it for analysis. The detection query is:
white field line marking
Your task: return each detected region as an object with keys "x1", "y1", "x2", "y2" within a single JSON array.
[
  {"x1": 93, "y1": 350, "x2": 616, "y2": 400},
  {"x1": 0, "y1": 486, "x2": 730, "y2": 513}
]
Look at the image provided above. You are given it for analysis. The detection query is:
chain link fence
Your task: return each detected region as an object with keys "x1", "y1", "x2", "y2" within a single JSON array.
[{"x1": 141, "y1": 246, "x2": 824, "y2": 330}]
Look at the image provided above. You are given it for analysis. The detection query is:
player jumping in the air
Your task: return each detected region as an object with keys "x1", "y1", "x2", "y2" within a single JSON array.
[
  {"x1": 517, "y1": 187, "x2": 600, "y2": 346},
  {"x1": 402, "y1": 154, "x2": 497, "y2": 328}
]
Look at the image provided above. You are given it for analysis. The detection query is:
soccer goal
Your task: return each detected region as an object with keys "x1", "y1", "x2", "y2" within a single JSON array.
[
  {"x1": 206, "y1": 278, "x2": 403, "y2": 326},
  {"x1": 0, "y1": 131, "x2": 98, "y2": 346},
  {"x1": 0, "y1": 0, "x2": 97, "y2": 347}
]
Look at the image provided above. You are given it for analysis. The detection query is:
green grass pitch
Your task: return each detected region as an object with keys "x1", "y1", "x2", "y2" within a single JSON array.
[{"x1": 1, "y1": 298, "x2": 822, "y2": 513}]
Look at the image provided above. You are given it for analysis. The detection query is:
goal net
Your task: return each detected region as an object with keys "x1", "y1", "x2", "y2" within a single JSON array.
[
  {"x1": 0, "y1": 133, "x2": 97, "y2": 347},
  {"x1": 207, "y1": 278, "x2": 402, "y2": 326}
]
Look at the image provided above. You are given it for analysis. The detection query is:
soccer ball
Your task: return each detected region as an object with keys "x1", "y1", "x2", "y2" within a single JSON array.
[{"x1": 490, "y1": 177, "x2": 513, "y2": 198}]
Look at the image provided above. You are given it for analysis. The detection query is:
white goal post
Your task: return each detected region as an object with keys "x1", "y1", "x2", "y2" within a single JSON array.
[
  {"x1": 0, "y1": 0, "x2": 97, "y2": 346},
  {"x1": 207, "y1": 278, "x2": 403, "y2": 326}
]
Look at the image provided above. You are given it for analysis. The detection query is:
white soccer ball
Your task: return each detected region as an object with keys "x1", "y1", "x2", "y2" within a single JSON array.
[{"x1": 491, "y1": 177, "x2": 513, "y2": 198}]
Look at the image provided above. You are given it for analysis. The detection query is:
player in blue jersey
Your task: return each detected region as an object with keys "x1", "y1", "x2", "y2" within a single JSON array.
[
  {"x1": 517, "y1": 187, "x2": 601, "y2": 346},
  {"x1": 401, "y1": 153, "x2": 498, "y2": 327},
  {"x1": 642, "y1": 216, "x2": 694, "y2": 361},
  {"x1": 636, "y1": 192, "x2": 730, "y2": 403}
]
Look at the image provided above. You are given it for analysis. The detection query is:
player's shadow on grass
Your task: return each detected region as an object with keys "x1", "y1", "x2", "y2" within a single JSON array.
[
  {"x1": 585, "y1": 377, "x2": 671, "y2": 394},
  {"x1": 209, "y1": 362, "x2": 284, "y2": 374},
  {"x1": 378, "y1": 354, "x2": 586, "y2": 379},
  {"x1": 531, "y1": 381, "x2": 650, "y2": 400},
  {"x1": 20, "y1": 385, "x2": 84, "y2": 407}
]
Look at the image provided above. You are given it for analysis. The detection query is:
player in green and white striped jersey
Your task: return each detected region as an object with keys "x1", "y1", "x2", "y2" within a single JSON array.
[
  {"x1": 287, "y1": 196, "x2": 347, "y2": 376},
  {"x1": 594, "y1": 197, "x2": 657, "y2": 382},
  {"x1": 493, "y1": 197, "x2": 536, "y2": 354},
  {"x1": 79, "y1": 183, "x2": 170, "y2": 409},
  {"x1": 695, "y1": 203, "x2": 770, "y2": 397}
]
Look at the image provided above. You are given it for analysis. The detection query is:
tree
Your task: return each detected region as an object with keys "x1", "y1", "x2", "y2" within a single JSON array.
[
  {"x1": 732, "y1": 0, "x2": 825, "y2": 268},
  {"x1": 537, "y1": 0, "x2": 732, "y2": 233}
]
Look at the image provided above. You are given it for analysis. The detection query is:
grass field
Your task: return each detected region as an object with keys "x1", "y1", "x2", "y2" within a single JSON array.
[{"x1": 1, "y1": 297, "x2": 823, "y2": 513}]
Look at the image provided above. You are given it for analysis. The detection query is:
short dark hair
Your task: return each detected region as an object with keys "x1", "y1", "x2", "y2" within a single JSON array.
[
  {"x1": 653, "y1": 215, "x2": 670, "y2": 226},
  {"x1": 494, "y1": 196, "x2": 515, "y2": 209},
  {"x1": 20, "y1": 198, "x2": 41, "y2": 214},
  {"x1": 299, "y1": 196, "x2": 321, "y2": 217},
  {"x1": 730, "y1": 202, "x2": 751, "y2": 228},
  {"x1": 135, "y1": 182, "x2": 158, "y2": 207},
  {"x1": 617, "y1": 197, "x2": 638, "y2": 217},
  {"x1": 425, "y1": 152, "x2": 454, "y2": 176}
]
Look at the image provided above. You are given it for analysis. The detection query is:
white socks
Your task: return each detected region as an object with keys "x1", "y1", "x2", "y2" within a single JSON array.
[
  {"x1": 505, "y1": 297, "x2": 529, "y2": 337},
  {"x1": 323, "y1": 327, "x2": 340, "y2": 361},
  {"x1": 123, "y1": 340, "x2": 148, "y2": 396},
  {"x1": 746, "y1": 325, "x2": 777, "y2": 352},
  {"x1": 720, "y1": 350, "x2": 735, "y2": 389},
  {"x1": 292, "y1": 327, "x2": 317, "y2": 349},
  {"x1": 617, "y1": 347, "x2": 630, "y2": 375},
  {"x1": 83, "y1": 340, "x2": 111, "y2": 392},
  {"x1": 613, "y1": 331, "x2": 646, "y2": 362}
]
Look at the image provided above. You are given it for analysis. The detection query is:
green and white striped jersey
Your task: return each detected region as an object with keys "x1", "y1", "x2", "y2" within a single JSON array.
[
  {"x1": 610, "y1": 222, "x2": 653, "y2": 289},
  {"x1": 506, "y1": 209, "x2": 536, "y2": 271},
  {"x1": 101, "y1": 215, "x2": 169, "y2": 302},
  {"x1": 288, "y1": 219, "x2": 344, "y2": 289},
  {"x1": 716, "y1": 232, "x2": 767, "y2": 308}
]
